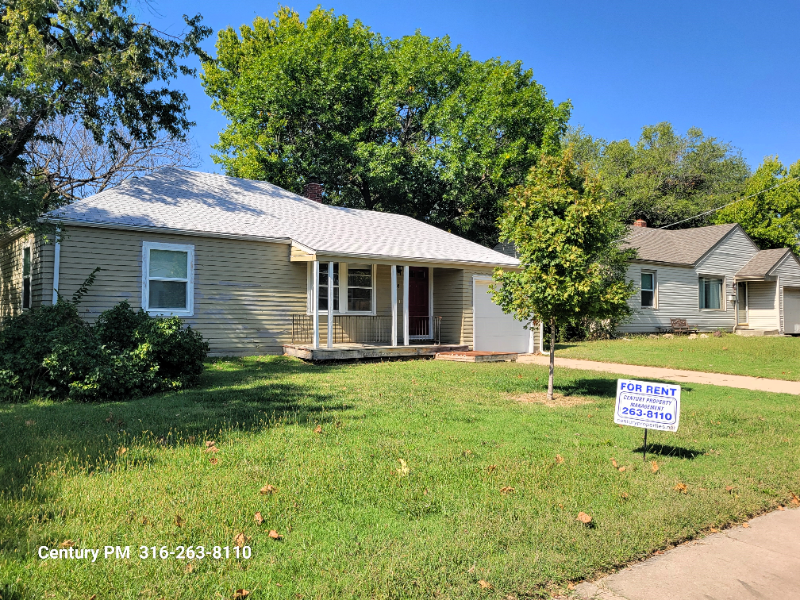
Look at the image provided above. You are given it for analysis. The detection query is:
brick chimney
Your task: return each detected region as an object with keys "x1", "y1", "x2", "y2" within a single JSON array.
[
  {"x1": 633, "y1": 219, "x2": 647, "y2": 228},
  {"x1": 303, "y1": 182, "x2": 324, "y2": 203}
]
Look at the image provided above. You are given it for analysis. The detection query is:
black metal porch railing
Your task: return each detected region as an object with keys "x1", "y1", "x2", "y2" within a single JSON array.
[{"x1": 291, "y1": 315, "x2": 442, "y2": 345}]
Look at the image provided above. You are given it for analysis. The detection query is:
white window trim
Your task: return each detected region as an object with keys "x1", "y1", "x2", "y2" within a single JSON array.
[
  {"x1": 21, "y1": 243, "x2": 32, "y2": 310},
  {"x1": 640, "y1": 269, "x2": 657, "y2": 310},
  {"x1": 306, "y1": 262, "x2": 376, "y2": 316},
  {"x1": 698, "y1": 275, "x2": 726, "y2": 312},
  {"x1": 141, "y1": 241, "x2": 195, "y2": 317}
]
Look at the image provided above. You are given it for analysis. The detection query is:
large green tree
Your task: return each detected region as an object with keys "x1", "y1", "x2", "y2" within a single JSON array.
[
  {"x1": 567, "y1": 122, "x2": 750, "y2": 228},
  {"x1": 0, "y1": 0, "x2": 211, "y2": 231},
  {"x1": 202, "y1": 7, "x2": 570, "y2": 246},
  {"x1": 492, "y1": 148, "x2": 634, "y2": 400},
  {"x1": 714, "y1": 157, "x2": 800, "y2": 252}
]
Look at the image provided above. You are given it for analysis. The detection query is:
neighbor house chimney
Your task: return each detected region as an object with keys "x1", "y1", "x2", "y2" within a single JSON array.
[
  {"x1": 303, "y1": 182, "x2": 324, "y2": 203},
  {"x1": 633, "y1": 219, "x2": 647, "y2": 228}
]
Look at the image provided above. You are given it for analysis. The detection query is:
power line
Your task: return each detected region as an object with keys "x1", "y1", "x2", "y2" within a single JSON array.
[{"x1": 658, "y1": 176, "x2": 799, "y2": 229}]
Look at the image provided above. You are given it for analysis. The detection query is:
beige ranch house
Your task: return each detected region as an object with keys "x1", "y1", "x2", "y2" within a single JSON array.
[
  {"x1": 0, "y1": 168, "x2": 538, "y2": 359},
  {"x1": 621, "y1": 221, "x2": 800, "y2": 335}
]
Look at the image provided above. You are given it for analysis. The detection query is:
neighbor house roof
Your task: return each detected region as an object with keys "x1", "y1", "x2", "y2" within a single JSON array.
[
  {"x1": 47, "y1": 168, "x2": 518, "y2": 268},
  {"x1": 735, "y1": 248, "x2": 793, "y2": 279},
  {"x1": 623, "y1": 223, "x2": 742, "y2": 265}
]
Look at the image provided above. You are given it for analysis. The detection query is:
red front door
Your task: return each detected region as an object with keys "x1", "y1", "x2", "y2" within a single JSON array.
[{"x1": 408, "y1": 267, "x2": 429, "y2": 336}]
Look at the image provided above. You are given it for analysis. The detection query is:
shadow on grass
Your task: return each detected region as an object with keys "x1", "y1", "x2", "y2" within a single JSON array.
[
  {"x1": 0, "y1": 356, "x2": 345, "y2": 499},
  {"x1": 558, "y1": 378, "x2": 618, "y2": 399},
  {"x1": 633, "y1": 443, "x2": 703, "y2": 460}
]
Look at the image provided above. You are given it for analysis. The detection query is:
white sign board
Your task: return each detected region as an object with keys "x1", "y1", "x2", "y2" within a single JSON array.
[{"x1": 614, "y1": 379, "x2": 681, "y2": 432}]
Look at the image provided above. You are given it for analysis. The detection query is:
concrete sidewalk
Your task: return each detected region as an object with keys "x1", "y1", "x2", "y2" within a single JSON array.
[
  {"x1": 517, "y1": 355, "x2": 800, "y2": 395},
  {"x1": 573, "y1": 508, "x2": 800, "y2": 600}
]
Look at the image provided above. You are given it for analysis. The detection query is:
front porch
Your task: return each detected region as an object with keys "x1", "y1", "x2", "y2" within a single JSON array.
[{"x1": 283, "y1": 342, "x2": 469, "y2": 361}]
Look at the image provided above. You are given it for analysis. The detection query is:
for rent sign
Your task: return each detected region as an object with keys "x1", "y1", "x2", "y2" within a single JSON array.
[{"x1": 614, "y1": 379, "x2": 681, "y2": 432}]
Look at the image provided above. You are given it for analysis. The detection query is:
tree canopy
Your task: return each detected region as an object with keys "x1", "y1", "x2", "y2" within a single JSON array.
[
  {"x1": 202, "y1": 7, "x2": 570, "y2": 246},
  {"x1": 492, "y1": 148, "x2": 634, "y2": 398},
  {"x1": 0, "y1": 0, "x2": 211, "y2": 231},
  {"x1": 713, "y1": 157, "x2": 800, "y2": 252},
  {"x1": 567, "y1": 122, "x2": 750, "y2": 228}
]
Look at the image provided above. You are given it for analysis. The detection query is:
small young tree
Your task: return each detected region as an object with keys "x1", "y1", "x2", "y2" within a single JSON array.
[{"x1": 492, "y1": 148, "x2": 635, "y2": 400}]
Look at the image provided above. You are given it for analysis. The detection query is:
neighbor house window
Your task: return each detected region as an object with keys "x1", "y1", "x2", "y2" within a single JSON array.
[
  {"x1": 699, "y1": 277, "x2": 723, "y2": 310},
  {"x1": 641, "y1": 271, "x2": 656, "y2": 308},
  {"x1": 142, "y1": 242, "x2": 194, "y2": 316},
  {"x1": 309, "y1": 263, "x2": 374, "y2": 314},
  {"x1": 22, "y1": 246, "x2": 31, "y2": 310}
]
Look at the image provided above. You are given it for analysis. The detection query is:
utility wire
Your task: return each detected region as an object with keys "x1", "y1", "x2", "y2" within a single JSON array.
[{"x1": 658, "y1": 176, "x2": 799, "y2": 229}]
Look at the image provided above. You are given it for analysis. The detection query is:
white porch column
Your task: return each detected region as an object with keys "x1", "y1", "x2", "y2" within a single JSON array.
[
  {"x1": 327, "y1": 261, "x2": 334, "y2": 348},
  {"x1": 312, "y1": 260, "x2": 320, "y2": 349},
  {"x1": 391, "y1": 265, "x2": 398, "y2": 346},
  {"x1": 403, "y1": 265, "x2": 410, "y2": 346}
]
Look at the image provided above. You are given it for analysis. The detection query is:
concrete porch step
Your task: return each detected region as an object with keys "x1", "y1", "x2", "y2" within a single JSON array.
[
  {"x1": 435, "y1": 351, "x2": 518, "y2": 363},
  {"x1": 735, "y1": 329, "x2": 780, "y2": 336}
]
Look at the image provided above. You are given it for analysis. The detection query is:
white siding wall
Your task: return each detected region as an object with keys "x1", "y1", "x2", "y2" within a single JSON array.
[
  {"x1": 746, "y1": 282, "x2": 779, "y2": 330},
  {"x1": 619, "y1": 228, "x2": 758, "y2": 333},
  {"x1": 773, "y1": 254, "x2": 800, "y2": 333}
]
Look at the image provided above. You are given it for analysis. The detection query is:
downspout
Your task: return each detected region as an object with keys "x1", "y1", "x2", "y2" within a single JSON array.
[{"x1": 51, "y1": 228, "x2": 61, "y2": 305}]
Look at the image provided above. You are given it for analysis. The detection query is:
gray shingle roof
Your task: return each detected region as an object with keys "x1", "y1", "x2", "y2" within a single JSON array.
[
  {"x1": 623, "y1": 223, "x2": 739, "y2": 265},
  {"x1": 47, "y1": 168, "x2": 518, "y2": 267},
  {"x1": 735, "y1": 248, "x2": 790, "y2": 278}
]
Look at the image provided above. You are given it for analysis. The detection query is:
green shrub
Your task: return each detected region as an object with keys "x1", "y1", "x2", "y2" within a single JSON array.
[{"x1": 0, "y1": 299, "x2": 209, "y2": 403}]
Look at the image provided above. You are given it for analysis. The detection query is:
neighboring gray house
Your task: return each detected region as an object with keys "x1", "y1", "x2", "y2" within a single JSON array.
[{"x1": 622, "y1": 223, "x2": 800, "y2": 335}]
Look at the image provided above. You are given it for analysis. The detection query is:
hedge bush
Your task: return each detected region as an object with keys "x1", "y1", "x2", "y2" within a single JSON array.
[{"x1": 0, "y1": 299, "x2": 209, "y2": 402}]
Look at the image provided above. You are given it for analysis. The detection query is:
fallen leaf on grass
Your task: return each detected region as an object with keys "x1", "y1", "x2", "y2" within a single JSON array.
[
  {"x1": 175, "y1": 514, "x2": 184, "y2": 527},
  {"x1": 185, "y1": 563, "x2": 195, "y2": 573},
  {"x1": 651, "y1": 461, "x2": 659, "y2": 473},
  {"x1": 567, "y1": 583, "x2": 575, "y2": 590},
  {"x1": 478, "y1": 580, "x2": 492, "y2": 589},
  {"x1": 234, "y1": 532, "x2": 250, "y2": 547},
  {"x1": 314, "y1": 425, "x2": 323, "y2": 434},
  {"x1": 725, "y1": 485, "x2": 735, "y2": 493},
  {"x1": 209, "y1": 457, "x2": 218, "y2": 465},
  {"x1": 778, "y1": 505, "x2": 785, "y2": 511},
  {"x1": 555, "y1": 455, "x2": 564, "y2": 464},
  {"x1": 89, "y1": 596, "x2": 97, "y2": 600},
  {"x1": 233, "y1": 590, "x2": 250, "y2": 599},
  {"x1": 260, "y1": 484, "x2": 278, "y2": 495},
  {"x1": 618, "y1": 466, "x2": 626, "y2": 472},
  {"x1": 487, "y1": 464, "x2": 497, "y2": 473},
  {"x1": 611, "y1": 458, "x2": 618, "y2": 468},
  {"x1": 576, "y1": 512, "x2": 592, "y2": 524},
  {"x1": 268, "y1": 530, "x2": 283, "y2": 540},
  {"x1": 674, "y1": 483, "x2": 688, "y2": 494},
  {"x1": 620, "y1": 492, "x2": 630, "y2": 500},
  {"x1": 205, "y1": 446, "x2": 219, "y2": 454},
  {"x1": 59, "y1": 540, "x2": 75, "y2": 548},
  {"x1": 116, "y1": 447, "x2": 127, "y2": 457},
  {"x1": 791, "y1": 493, "x2": 800, "y2": 505},
  {"x1": 254, "y1": 512, "x2": 264, "y2": 525},
  {"x1": 500, "y1": 486, "x2": 515, "y2": 494},
  {"x1": 205, "y1": 440, "x2": 216, "y2": 448},
  {"x1": 396, "y1": 458, "x2": 410, "y2": 476}
]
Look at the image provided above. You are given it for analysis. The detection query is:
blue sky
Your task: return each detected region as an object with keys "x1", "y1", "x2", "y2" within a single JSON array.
[{"x1": 145, "y1": 0, "x2": 799, "y2": 173}]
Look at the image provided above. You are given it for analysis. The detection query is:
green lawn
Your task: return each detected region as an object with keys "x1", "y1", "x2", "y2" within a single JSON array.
[
  {"x1": 2, "y1": 356, "x2": 799, "y2": 599},
  {"x1": 555, "y1": 334, "x2": 800, "y2": 381}
]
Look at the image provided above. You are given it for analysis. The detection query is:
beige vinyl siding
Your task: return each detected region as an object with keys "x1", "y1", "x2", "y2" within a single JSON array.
[
  {"x1": 0, "y1": 233, "x2": 26, "y2": 318},
  {"x1": 33, "y1": 235, "x2": 55, "y2": 307},
  {"x1": 746, "y1": 282, "x2": 779, "y2": 330},
  {"x1": 433, "y1": 268, "x2": 465, "y2": 344},
  {"x1": 773, "y1": 253, "x2": 800, "y2": 333},
  {"x1": 56, "y1": 226, "x2": 306, "y2": 355},
  {"x1": 620, "y1": 228, "x2": 759, "y2": 333}
]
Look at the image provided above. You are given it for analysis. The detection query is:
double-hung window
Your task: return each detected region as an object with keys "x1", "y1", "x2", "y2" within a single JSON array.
[
  {"x1": 699, "y1": 277, "x2": 723, "y2": 310},
  {"x1": 640, "y1": 271, "x2": 656, "y2": 308},
  {"x1": 142, "y1": 242, "x2": 194, "y2": 316},
  {"x1": 22, "y1": 246, "x2": 31, "y2": 310},
  {"x1": 309, "y1": 263, "x2": 374, "y2": 314}
]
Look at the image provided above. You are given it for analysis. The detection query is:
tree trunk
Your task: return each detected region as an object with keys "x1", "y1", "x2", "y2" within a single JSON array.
[{"x1": 548, "y1": 317, "x2": 556, "y2": 401}]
